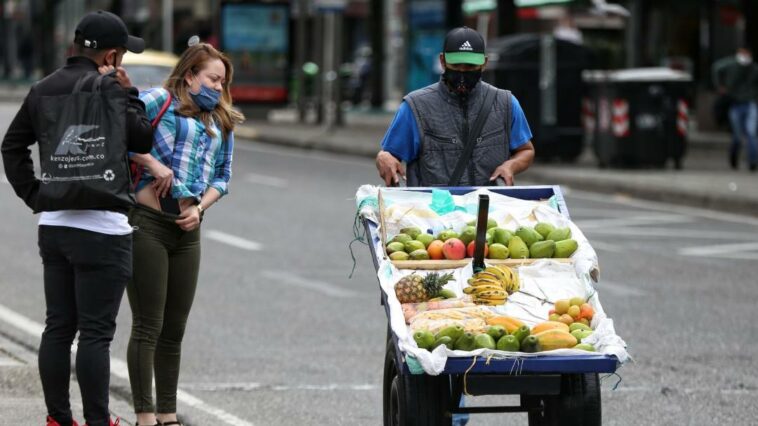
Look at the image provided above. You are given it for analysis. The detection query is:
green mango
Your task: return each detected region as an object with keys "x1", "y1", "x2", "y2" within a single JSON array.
[
  {"x1": 520, "y1": 335, "x2": 541, "y2": 353},
  {"x1": 389, "y1": 251, "x2": 410, "y2": 261},
  {"x1": 496, "y1": 335, "x2": 520, "y2": 352},
  {"x1": 432, "y1": 336, "x2": 455, "y2": 350},
  {"x1": 437, "y1": 230, "x2": 459, "y2": 242},
  {"x1": 569, "y1": 323, "x2": 592, "y2": 333},
  {"x1": 574, "y1": 343, "x2": 595, "y2": 352},
  {"x1": 460, "y1": 226, "x2": 477, "y2": 246},
  {"x1": 534, "y1": 222, "x2": 556, "y2": 239},
  {"x1": 474, "y1": 333, "x2": 496, "y2": 350},
  {"x1": 409, "y1": 249, "x2": 430, "y2": 260},
  {"x1": 508, "y1": 236, "x2": 530, "y2": 259},
  {"x1": 454, "y1": 332, "x2": 477, "y2": 351},
  {"x1": 511, "y1": 325, "x2": 531, "y2": 344},
  {"x1": 515, "y1": 227, "x2": 543, "y2": 248},
  {"x1": 529, "y1": 240, "x2": 556, "y2": 258},
  {"x1": 571, "y1": 329, "x2": 585, "y2": 341},
  {"x1": 391, "y1": 233, "x2": 412, "y2": 245},
  {"x1": 386, "y1": 242, "x2": 406, "y2": 254},
  {"x1": 435, "y1": 325, "x2": 464, "y2": 342},
  {"x1": 486, "y1": 228, "x2": 495, "y2": 245},
  {"x1": 493, "y1": 228, "x2": 513, "y2": 246},
  {"x1": 486, "y1": 325, "x2": 507, "y2": 341},
  {"x1": 546, "y1": 227, "x2": 571, "y2": 242},
  {"x1": 579, "y1": 330, "x2": 594, "y2": 340},
  {"x1": 554, "y1": 239, "x2": 578, "y2": 258},
  {"x1": 415, "y1": 233, "x2": 435, "y2": 248},
  {"x1": 413, "y1": 330, "x2": 435, "y2": 350},
  {"x1": 400, "y1": 227, "x2": 422, "y2": 239},
  {"x1": 438, "y1": 288, "x2": 457, "y2": 299},
  {"x1": 488, "y1": 243, "x2": 509, "y2": 260}
]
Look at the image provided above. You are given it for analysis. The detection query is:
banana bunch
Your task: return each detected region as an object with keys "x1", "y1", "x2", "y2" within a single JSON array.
[{"x1": 463, "y1": 266, "x2": 520, "y2": 306}]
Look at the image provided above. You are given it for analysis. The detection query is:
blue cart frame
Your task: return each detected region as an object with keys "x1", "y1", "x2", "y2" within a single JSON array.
[{"x1": 363, "y1": 185, "x2": 619, "y2": 425}]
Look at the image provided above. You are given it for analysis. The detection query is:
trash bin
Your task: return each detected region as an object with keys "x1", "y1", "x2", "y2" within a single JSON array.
[
  {"x1": 582, "y1": 68, "x2": 693, "y2": 169},
  {"x1": 485, "y1": 34, "x2": 592, "y2": 162}
]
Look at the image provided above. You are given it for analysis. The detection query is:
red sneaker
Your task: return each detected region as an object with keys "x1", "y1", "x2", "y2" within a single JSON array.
[{"x1": 46, "y1": 417, "x2": 80, "y2": 426}]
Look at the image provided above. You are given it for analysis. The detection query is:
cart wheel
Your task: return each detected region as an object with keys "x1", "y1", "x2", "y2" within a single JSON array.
[
  {"x1": 527, "y1": 373, "x2": 601, "y2": 426},
  {"x1": 383, "y1": 337, "x2": 452, "y2": 426}
]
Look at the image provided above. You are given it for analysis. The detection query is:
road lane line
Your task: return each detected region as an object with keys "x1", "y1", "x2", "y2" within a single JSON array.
[
  {"x1": 244, "y1": 173, "x2": 288, "y2": 188},
  {"x1": 0, "y1": 303, "x2": 253, "y2": 426},
  {"x1": 205, "y1": 230, "x2": 262, "y2": 251},
  {"x1": 260, "y1": 270, "x2": 358, "y2": 298},
  {"x1": 679, "y1": 242, "x2": 758, "y2": 258},
  {"x1": 595, "y1": 281, "x2": 645, "y2": 297}
]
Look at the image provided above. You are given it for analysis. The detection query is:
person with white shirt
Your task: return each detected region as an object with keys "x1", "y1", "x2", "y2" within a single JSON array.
[{"x1": 0, "y1": 10, "x2": 153, "y2": 426}]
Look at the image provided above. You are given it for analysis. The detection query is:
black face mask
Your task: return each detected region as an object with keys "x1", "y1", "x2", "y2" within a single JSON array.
[{"x1": 443, "y1": 68, "x2": 482, "y2": 96}]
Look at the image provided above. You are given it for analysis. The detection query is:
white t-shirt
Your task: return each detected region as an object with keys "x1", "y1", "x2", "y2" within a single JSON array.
[{"x1": 39, "y1": 210, "x2": 133, "y2": 235}]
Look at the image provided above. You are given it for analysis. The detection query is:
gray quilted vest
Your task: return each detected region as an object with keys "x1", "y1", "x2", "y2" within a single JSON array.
[{"x1": 404, "y1": 80, "x2": 512, "y2": 187}]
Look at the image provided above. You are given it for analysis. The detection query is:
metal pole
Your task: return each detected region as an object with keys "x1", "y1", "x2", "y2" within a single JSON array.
[
  {"x1": 295, "y1": 0, "x2": 308, "y2": 122},
  {"x1": 162, "y1": 0, "x2": 173, "y2": 52},
  {"x1": 323, "y1": 12, "x2": 336, "y2": 129}
]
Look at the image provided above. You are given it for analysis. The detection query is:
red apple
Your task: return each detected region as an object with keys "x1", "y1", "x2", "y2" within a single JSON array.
[
  {"x1": 466, "y1": 241, "x2": 488, "y2": 258},
  {"x1": 442, "y1": 238, "x2": 466, "y2": 260}
]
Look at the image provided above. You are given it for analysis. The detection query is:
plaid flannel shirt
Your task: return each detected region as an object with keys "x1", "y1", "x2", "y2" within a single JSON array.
[{"x1": 136, "y1": 88, "x2": 233, "y2": 200}]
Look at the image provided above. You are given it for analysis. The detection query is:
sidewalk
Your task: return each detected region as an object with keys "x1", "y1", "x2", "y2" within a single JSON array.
[{"x1": 237, "y1": 108, "x2": 758, "y2": 217}]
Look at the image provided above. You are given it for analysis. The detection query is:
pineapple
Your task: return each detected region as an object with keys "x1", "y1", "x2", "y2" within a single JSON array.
[{"x1": 394, "y1": 272, "x2": 455, "y2": 303}]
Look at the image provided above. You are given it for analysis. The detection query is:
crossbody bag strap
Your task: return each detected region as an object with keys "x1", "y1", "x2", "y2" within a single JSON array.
[{"x1": 448, "y1": 88, "x2": 496, "y2": 186}]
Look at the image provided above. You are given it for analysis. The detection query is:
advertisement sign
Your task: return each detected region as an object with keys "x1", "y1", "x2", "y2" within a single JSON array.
[{"x1": 221, "y1": 2, "x2": 290, "y2": 103}]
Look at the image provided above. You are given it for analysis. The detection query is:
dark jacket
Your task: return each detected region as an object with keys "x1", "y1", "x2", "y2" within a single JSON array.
[{"x1": 1, "y1": 56, "x2": 153, "y2": 211}]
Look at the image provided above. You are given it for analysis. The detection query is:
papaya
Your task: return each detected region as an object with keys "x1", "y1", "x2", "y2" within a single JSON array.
[
  {"x1": 554, "y1": 239, "x2": 578, "y2": 258},
  {"x1": 507, "y1": 236, "x2": 530, "y2": 259},
  {"x1": 496, "y1": 335, "x2": 520, "y2": 352},
  {"x1": 533, "y1": 329, "x2": 578, "y2": 351},
  {"x1": 485, "y1": 316, "x2": 526, "y2": 334},
  {"x1": 534, "y1": 222, "x2": 556, "y2": 239},
  {"x1": 531, "y1": 321, "x2": 570, "y2": 335},
  {"x1": 515, "y1": 227, "x2": 543, "y2": 247},
  {"x1": 546, "y1": 227, "x2": 571, "y2": 242},
  {"x1": 529, "y1": 240, "x2": 556, "y2": 258}
]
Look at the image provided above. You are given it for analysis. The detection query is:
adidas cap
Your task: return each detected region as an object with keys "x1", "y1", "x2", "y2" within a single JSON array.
[{"x1": 443, "y1": 27, "x2": 485, "y2": 66}]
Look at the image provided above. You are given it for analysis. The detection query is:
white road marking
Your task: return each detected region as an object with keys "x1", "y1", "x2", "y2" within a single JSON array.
[
  {"x1": 584, "y1": 227, "x2": 758, "y2": 241},
  {"x1": 575, "y1": 214, "x2": 694, "y2": 229},
  {"x1": 568, "y1": 189, "x2": 758, "y2": 227},
  {"x1": 182, "y1": 382, "x2": 378, "y2": 392},
  {"x1": 595, "y1": 281, "x2": 645, "y2": 297},
  {"x1": 205, "y1": 230, "x2": 262, "y2": 251},
  {"x1": 260, "y1": 270, "x2": 358, "y2": 298},
  {"x1": 0, "y1": 303, "x2": 253, "y2": 426},
  {"x1": 589, "y1": 240, "x2": 625, "y2": 253},
  {"x1": 244, "y1": 173, "x2": 288, "y2": 188},
  {"x1": 679, "y1": 242, "x2": 758, "y2": 259}
]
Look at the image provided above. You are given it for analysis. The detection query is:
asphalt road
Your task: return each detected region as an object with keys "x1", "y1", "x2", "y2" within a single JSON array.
[{"x1": 1, "y1": 100, "x2": 757, "y2": 425}]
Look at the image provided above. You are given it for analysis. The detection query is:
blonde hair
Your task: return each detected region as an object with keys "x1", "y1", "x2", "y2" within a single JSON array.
[{"x1": 165, "y1": 43, "x2": 245, "y2": 138}]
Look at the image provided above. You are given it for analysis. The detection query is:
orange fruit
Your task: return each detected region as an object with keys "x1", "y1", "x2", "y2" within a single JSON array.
[{"x1": 427, "y1": 240, "x2": 445, "y2": 260}]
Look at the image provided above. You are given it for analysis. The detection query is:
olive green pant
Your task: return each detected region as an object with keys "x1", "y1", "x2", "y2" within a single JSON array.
[{"x1": 126, "y1": 206, "x2": 200, "y2": 414}]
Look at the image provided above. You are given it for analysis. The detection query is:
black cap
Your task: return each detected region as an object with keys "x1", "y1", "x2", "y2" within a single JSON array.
[
  {"x1": 443, "y1": 27, "x2": 485, "y2": 66},
  {"x1": 74, "y1": 10, "x2": 145, "y2": 53}
]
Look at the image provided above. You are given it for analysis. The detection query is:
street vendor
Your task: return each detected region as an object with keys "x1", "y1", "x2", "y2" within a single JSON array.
[{"x1": 375, "y1": 26, "x2": 535, "y2": 187}]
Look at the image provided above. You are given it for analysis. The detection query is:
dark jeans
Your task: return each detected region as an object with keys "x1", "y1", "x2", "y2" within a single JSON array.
[
  {"x1": 38, "y1": 225, "x2": 131, "y2": 426},
  {"x1": 126, "y1": 206, "x2": 200, "y2": 414}
]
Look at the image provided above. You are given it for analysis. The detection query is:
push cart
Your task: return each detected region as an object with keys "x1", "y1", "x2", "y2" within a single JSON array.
[{"x1": 362, "y1": 185, "x2": 620, "y2": 426}]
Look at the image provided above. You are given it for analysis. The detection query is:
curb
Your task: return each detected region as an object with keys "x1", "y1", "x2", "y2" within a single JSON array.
[{"x1": 522, "y1": 168, "x2": 758, "y2": 217}]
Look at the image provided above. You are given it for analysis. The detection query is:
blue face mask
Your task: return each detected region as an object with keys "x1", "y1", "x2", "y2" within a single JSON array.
[{"x1": 190, "y1": 83, "x2": 221, "y2": 111}]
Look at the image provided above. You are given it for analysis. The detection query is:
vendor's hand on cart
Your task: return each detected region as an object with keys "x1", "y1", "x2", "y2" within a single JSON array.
[
  {"x1": 376, "y1": 150, "x2": 406, "y2": 187},
  {"x1": 490, "y1": 163, "x2": 516, "y2": 186}
]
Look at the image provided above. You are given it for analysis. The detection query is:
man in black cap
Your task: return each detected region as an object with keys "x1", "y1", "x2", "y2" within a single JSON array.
[
  {"x1": 1, "y1": 10, "x2": 153, "y2": 426},
  {"x1": 376, "y1": 26, "x2": 535, "y2": 187}
]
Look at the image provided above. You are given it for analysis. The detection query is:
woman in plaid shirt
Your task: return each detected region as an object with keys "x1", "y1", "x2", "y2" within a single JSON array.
[{"x1": 126, "y1": 42, "x2": 244, "y2": 426}]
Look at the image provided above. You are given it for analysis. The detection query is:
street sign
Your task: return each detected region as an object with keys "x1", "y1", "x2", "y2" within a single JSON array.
[
  {"x1": 463, "y1": 0, "x2": 497, "y2": 15},
  {"x1": 313, "y1": 0, "x2": 346, "y2": 12}
]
